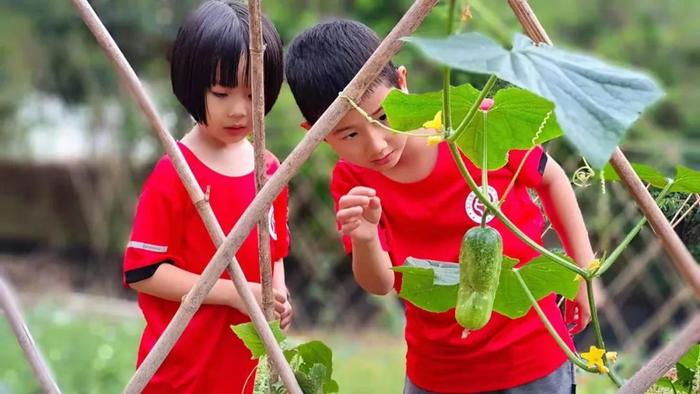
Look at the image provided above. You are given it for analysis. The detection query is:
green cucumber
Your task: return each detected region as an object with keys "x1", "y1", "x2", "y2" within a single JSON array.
[{"x1": 455, "y1": 225, "x2": 503, "y2": 330}]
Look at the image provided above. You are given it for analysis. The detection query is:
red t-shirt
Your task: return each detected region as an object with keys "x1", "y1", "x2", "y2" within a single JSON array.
[
  {"x1": 123, "y1": 142, "x2": 289, "y2": 394},
  {"x1": 330, "y1": 142, "x2": 573, "y2": 393}
]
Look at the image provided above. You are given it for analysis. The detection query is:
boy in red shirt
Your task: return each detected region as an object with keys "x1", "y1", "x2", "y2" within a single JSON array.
[
  {"x1": 286, "y1": 20, "x2": 594, "y2": 393},
  {"x1": 123, "y1": 1, "x2": 291, "y2": 392}
]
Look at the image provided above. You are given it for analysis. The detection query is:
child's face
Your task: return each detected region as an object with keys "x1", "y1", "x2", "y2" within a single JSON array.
[
  {"x1": 199, "y1": 63, "x2": 252, "y2": 145},
  {"x1": 324, "y1": 70, "x2": 409, "y2": 173}
]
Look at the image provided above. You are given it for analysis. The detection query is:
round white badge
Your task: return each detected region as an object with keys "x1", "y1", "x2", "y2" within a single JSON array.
[
  {"x1": 268, "y1": 207, "x2": 277, "y2": 240},
  {"x1": 465, "y1": 186, "x2": 499, "y2": 224}
]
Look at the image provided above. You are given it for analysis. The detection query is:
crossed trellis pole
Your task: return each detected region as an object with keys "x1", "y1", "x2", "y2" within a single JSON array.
[{"x1": 1, "y1": 1, "x2": 699, "y2": 393}]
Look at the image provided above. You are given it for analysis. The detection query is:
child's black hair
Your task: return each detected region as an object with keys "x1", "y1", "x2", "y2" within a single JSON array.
[
  {"x1": 285, "y1": 20, "x2": 399, "y2": 124},
  {"x1": 170, "y1": 0, "x2": 283, "y2": 124}
]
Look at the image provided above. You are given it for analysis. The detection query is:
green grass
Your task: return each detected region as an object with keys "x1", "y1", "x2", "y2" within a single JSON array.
[
  {"x1": 0, "y1": 301, "x2": 627, "y2": 393},
  {"x1": 0, "y1": 303, "x2": 143, "y2": 394}
]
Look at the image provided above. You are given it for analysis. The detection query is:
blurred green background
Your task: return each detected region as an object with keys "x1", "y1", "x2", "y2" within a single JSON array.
[{"x1": 0, "y1": 0, "x2": 698, "y2": 392}]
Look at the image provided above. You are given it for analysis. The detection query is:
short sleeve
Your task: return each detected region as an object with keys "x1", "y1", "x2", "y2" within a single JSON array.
[
  {"x1": 123, "y1": 164, "x2": 185, "y2": 286},
  {"x1": 506, "y1": 145, "x2": 547, "y2": 189},
  {"x1": 265, "y1": 151, "x2": 290, "y2": 261},
  {"x1": 330, "y1": 162, "x2": 389, "y2": 255},
  {"x1": 271, "y1": 185, "x2": 290, "y2": 261}
]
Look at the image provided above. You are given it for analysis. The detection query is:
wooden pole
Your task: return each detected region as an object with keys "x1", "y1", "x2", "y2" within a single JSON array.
[
  {"x1": 247, "y1": 0, "x2": 277, "y2": 389},
  {"x1": 507, "y1": 0, "x2": 700, "y2": 299},
  {"x1": 0, "y1": 276, "x2": 61, "y2": 394}
]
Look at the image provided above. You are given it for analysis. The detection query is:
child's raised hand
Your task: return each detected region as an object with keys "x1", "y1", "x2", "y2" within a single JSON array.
[{"x1": 336, "y1": 186, "x2": 382, "y2": 242}]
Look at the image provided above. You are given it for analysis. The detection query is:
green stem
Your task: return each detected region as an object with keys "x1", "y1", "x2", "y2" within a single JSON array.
[
  {"x1": 448, "y1": 142, "x2": 587, "y2": 277},
  {"x1": 482, "y1": 111, "x2": 488, "y2": 197},
  {"x1": 513, "y1": 269, "x2": 595, "y2": 372},
  {"x1": 586, "y1": 279, "x2": 624, "y2": 387},
  {"x1": 480, "y1": 111, "x2": 489, "y2": 228},
  {"x1": 447, "y1": 75, "x2": 498, "y2": 141},
  {"x1": 442, "y1": 0, "x2": 456, "y2": 133},
  {"x1": 597, "y1": 179, "x2": 674, "y2": 276}
]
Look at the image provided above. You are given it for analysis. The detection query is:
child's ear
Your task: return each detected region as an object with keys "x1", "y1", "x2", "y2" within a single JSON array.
[
  {"x1": 397, "y1": 66, "x2": 408, "y2": 93},
  {"x1": 300, "y1": 120, "x2": 329, "y2": 142}
]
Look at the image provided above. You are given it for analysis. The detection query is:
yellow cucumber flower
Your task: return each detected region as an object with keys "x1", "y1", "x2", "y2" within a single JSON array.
[
  {"x1": 581, "y1": 345, "x2": 610, "y2": 374},
  {"x1": 423, "y1": 110, "x2": 443, "y2": 130}
]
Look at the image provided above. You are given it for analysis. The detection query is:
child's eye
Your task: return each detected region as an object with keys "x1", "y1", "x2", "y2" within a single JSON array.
[
  {"x1": 212, "y1": 92, "x2": 228, "y2": 98},
  {"x1": 378, "y1": 113, "x2": 387, "y2": 121},
  {"x1": 342, "y1": 132, "x2": 358, "y2": 140}
]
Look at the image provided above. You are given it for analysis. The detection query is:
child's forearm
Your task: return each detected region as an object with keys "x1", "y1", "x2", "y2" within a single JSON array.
[
  {"x1": 536, "y1": 159, "x2": 595, "y2": 268},
  {"x1": 272, "y1": 259, "x2": 287, "y2": 295},
  {"x1": 129, "y1": 263, "x2": 239, "y2": 307},
  {"x1": 351, "y1": 236, "x2": 394, "y2": 295}
]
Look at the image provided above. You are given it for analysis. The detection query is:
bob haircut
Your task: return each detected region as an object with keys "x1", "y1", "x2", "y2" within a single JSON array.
[{"x1": 170, "y1": 0, "x2": 283, "y2": 124}]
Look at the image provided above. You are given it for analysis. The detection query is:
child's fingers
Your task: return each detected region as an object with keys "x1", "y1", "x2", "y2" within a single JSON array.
[
  {"x1": 336, "y1": 206, "x2": 364, "y2": 222},
  {"x1": 346, "y1": 186, "x2": 377, "y2": 197},
  {"x1": 340, "y1": 220, "x2": 362, "y2": 234},
  {"x1": 368, "y1": 196, "x2": 382, "y2": 210},
  {"x1": 338, "y1": 194, "x2": 371, "y2": 209},
  {"x1": 272, "y1": 289, "x2": 286, "y2": 304}
]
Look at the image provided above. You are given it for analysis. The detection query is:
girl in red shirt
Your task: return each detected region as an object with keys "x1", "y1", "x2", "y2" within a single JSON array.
[{"x1": 123, "y1": 2, "x2": 290, "y2": 392}]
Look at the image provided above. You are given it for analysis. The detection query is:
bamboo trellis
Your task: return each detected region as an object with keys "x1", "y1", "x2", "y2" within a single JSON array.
[{"x1": 0, "y1": 0, "x2": 698, "y2": 393}]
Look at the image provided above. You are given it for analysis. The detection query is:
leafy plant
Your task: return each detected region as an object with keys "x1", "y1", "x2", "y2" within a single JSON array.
[{"x1": 232, "y1": 321, "x2": 339, "y2": 394}]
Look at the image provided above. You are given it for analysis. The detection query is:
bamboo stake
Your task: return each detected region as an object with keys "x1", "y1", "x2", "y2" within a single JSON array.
[
  {"x1": 247, "y1": 0, "x2": 277, "y2": 388},
  {"x1": 248, "y1": 0, "x2": 274, "y2": 330},
  {"x1": 507, "y1": 0, "x2": 700, "y2": 299},
  {"x1": 70, "y1": 0, "x2": 438, "y2": 392},
  {"x1": 618, "y1": 313, "x2": 700, "y2": 394},
  {"x1": 67, "y1": 0, "x2": 301, "y2": 392},
  {"x1": 0, "y1": 276, "x2": 61, "y2": 394}
]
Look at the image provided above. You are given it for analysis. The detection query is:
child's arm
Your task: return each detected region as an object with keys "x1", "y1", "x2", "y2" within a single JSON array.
[
  {"x1": 534, "y1": 156, "x2": 594, "y2": 334},
  {"x1": 130, "y1": 263, "x2": 287, "y2": 316},
  {"x1": 272, "y1": 259, "x2": 293, "y2": 329},
  {"x1": 336, "y1": 186, "x2": 394, "y2": 295}
]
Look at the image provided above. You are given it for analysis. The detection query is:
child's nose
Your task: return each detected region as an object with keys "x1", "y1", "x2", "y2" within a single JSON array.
[
  {"x1": 227, "y1": 100, "x2": 247, "y2": 119},
  {"x1": 367, "y1": 127, "x2": 389, "y2": 152}
]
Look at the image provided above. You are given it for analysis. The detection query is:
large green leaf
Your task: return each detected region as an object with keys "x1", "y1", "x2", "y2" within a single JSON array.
[
  {"x1": 295, "y1": 364, "x2": 327, "y2": 394},
  {"x1": 494, "y1": 254, "x2": 579, "y2": 319},
  {"x1": 383, "y1": 84, "x2": 481, "y2": 131},
  {"x1": 453, "y1": 88, "x2": 563, "y2": 169},
  {"x1": 678, "y1": 344, "x2": 699, "y2": 373},
  {"x1": 601, "y1": 163, "x2": 670, "y2": 189},
  {"x1": 383, "y1": 85, "x2": 562, "y2": 169},
  {"x1": 295, "y1": 341, "x2": 338, "y2": 393},
  {"x1": 231, "y1": 321, "x2": 287, "y2": 359},
  {"x1": 672, "y1": 166, "x2": 700, "y2": 193},
  {"x1": 601, "y1": 163, "x2": 700, "y2": 193},
  {"x1": 404, "y1": 32, "x2": 664, "y2": 168},
  {"x1": 392, "y1": 258, "x2": 459, "y2": 313},
  {"x1": 394, "y1": 254, "x2": 579, "y2": 319}
]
